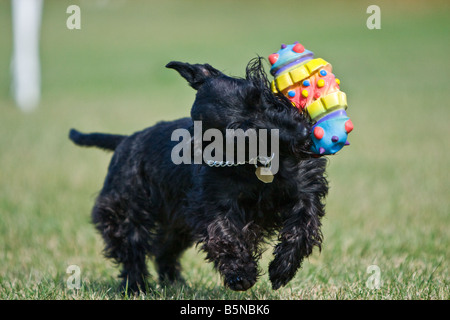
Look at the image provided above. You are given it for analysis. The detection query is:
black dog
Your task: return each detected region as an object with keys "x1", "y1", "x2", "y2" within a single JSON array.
[{"x1": 69, "y1": 58, "x2": 328, "y2": 293}]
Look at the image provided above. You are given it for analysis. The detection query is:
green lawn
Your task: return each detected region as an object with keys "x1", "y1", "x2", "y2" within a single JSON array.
[{"x1": 0, "y1": 0, "x2": 448, "y2": 300}]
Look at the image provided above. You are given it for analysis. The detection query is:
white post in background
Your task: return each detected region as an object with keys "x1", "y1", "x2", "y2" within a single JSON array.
[{"x1": 11, "y1": 0, "x2": 44, "y2": 112}]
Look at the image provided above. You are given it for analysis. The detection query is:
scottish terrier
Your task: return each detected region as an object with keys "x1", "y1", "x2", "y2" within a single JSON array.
[{"x1": 69, "y1": 58, "x2": 328, "y2": 293}]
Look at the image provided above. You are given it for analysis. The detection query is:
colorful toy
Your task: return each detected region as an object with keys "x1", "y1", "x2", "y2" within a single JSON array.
[{"x1": 268, "y1": 42, "x2": 353, "y2": 155}]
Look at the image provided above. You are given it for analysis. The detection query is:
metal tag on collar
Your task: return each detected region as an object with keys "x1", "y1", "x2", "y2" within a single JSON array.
[{"x1": 255, "y1": 161, "x2": 274, "y2": 183}]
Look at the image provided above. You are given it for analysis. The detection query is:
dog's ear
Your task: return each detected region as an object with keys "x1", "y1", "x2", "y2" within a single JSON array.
[{"x1": 166, "y1": 61, "x2": 222, "y2": 90}]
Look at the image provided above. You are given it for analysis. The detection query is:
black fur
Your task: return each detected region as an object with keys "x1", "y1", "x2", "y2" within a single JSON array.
[{"x1": 69, "y1": 58, "x2": 328, "y2": 293}]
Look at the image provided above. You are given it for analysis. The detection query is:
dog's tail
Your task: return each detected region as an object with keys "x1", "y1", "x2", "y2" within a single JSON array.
[{"x1": 69, "y1": 128, "x2": 127, "y2": 152}]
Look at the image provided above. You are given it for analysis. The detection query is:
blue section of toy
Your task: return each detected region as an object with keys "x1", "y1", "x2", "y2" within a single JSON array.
[
  {"x1": 269, "y1": 42, "x2": 314, "y2": 76},
  {"x1": 310, "y1": 109, "x2": 352, "y2": 155}
]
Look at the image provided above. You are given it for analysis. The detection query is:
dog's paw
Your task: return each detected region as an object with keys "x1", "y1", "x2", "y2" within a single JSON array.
[
  {"x1": 269, "y1": 276, "x2": 286, "y2": 291},
  {"x1": 268, "y1": 259, "x2": 296, "y2": 290},
  {"x1": 225, "y1": 274, "x2": 256, "y2": 291},
  {"x1": 120, "y1": 278, "x2": 149, "y2": 296},
  {"x1": 269, "y1": 273, "x2": 290, "y2": 290}
]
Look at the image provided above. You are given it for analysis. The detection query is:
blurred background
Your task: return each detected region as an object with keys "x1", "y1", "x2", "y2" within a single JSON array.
[{"x1": 0, "y1": 0, "x2": 448, "y2": 299}]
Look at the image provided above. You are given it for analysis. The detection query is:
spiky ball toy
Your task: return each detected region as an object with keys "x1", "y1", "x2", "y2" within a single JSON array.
[{"x1": 269, "y1": 42, "x2": 353, "y2": 155}]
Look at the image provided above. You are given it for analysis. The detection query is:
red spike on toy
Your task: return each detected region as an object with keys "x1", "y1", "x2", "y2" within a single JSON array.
[
  {"x1": 292, "y1": 43, "x2": 305, "y2": 53},
  {"x1": 268, "y1": 53, "x2": 279, "y2": 65},
  {"x1": 345, "y1": 119, "x2": 354, "y2": 133},
  {"x1": 313, "y1": 127, "x2": 324, "y2": 140}
]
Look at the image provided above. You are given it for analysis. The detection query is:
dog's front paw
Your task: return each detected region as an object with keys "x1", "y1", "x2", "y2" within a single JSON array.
[
  {"x1": 225, "y1": 274, "x2": 256, "y2": 291},
  {"x1": 268, "y1": 258, "x2": 298, "y2": 290}
]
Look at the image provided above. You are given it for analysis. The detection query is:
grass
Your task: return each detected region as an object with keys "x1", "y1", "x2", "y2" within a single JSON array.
[{"x1": 0, "y1": 0, "x2": 449, "y2": 300}]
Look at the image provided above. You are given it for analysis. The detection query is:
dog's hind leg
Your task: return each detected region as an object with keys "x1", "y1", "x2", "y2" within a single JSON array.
[
  {"x1": 92, "y1": 194, "x2": 153, "y2": 294},
  {"x1": 152, "y1": 227, "x2": 193, "y2": 285}
]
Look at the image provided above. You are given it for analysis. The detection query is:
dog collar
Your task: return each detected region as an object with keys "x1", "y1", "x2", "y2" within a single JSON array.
[
  {"x1": 205, "y1": 154, "x2": 275, "y2": 183},
  {"x1": 205, "y1": 153, "x2": 274, "y2": 168}
]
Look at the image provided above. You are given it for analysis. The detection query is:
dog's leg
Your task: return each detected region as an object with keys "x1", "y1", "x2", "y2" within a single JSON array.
[
  {"x1": 268, "y1": 193, "x2": 326, "y2": 290},
  {"x1": 153, "y1": 228, "x2": 193, "y2": 285},
  {"x1": 119, "y1": 249, "x2": 149, "y2": 294},
  {"x1": 268, "y1": 158, "x2": 328, "y2": 290},
  {"x1": 201, "y1": 218, "x2": 261, "y2": 291},
  {"x1": 92, "y1": 195, "x2": 153, "y2": 294}
]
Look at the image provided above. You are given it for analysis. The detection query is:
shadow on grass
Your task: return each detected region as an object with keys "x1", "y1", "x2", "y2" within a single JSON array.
[{"x1": 62, "y1": 277, "x2": 275, "y2": 300}]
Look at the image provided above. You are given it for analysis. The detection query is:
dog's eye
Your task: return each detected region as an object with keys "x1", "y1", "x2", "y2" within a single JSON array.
[{"x1": 313, "y1": 127, "x2": 324, "y2": 140}]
